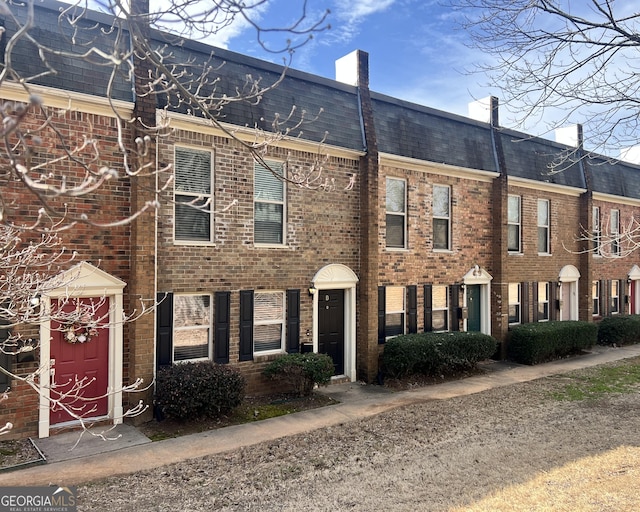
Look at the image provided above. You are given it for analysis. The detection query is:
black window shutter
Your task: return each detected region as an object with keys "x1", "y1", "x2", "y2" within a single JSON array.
[
  {"x1": 601, "y1": 280, "x2": 609, "y2": 316},
  {"x1": 378, "y1": 286, "x2": 386, "y2": 344},
  {"x1": 156, "y1": 292, "x2": 173, "y2": 367},
  {"x1": 239, "y1": 290, "x2": 254, "y2": 361},
  {"x1": 424, "y1": 284, "x2": 433, "y2": 332},
  {"x1": 214, "y1": 291, "x2": 230, "y2": 364},
  {"x1": 532, "y1": 282, "x2": 539, "y2": 322},
  {"x1": 550, "y1": 283, "x2": 558, "y2": 321},
  {"x1": 286, "y1": 289, "x2": 301, "y2": 353},
  {"x1": 0, "y1": 321, "x2": 10, "y2": 388},
  {"x1": 407, "y1": 285, "x2": 417, "y2": 334},
  {"x1": 450, "y1": 284, "x2": 460, "y2": 331},
  {"x1": 521, "y1": 282, "x2": 530, "y2": 324}
]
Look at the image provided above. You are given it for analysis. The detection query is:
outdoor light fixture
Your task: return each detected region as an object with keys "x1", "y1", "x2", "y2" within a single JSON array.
[{"x1": 308, "y1": 286, "x2": 317, "y2": 296}]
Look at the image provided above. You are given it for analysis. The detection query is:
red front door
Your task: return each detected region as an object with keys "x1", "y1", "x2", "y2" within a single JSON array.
[{"x1": 50, "y1": 298, "x2": 110, "y2": 425}]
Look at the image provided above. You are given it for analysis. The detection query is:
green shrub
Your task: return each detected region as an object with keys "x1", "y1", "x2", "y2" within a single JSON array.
[
  {"x1": 263, "y1": 353, "x2": 335, "y2": 396},
  {"x1": 597, "y1": 315, "x2": 640, "y2": 346},
  {"x1": 508, "y1": 321, "x2": 597, "y2": 365},
  {"x1": 155, "y1": 362, "x2": 245, "y2": 421},
  {"x1": 381, "y1": 332, "x2": 497, "y2": 379}
]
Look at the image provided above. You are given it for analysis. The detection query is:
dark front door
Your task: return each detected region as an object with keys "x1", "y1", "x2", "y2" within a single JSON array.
[
  {"x1": 467, "y1": 285, "x2": 481, "y2": 332},
  {"x1": 317, "y1": 289, "x2": 344, "y2": 375}
]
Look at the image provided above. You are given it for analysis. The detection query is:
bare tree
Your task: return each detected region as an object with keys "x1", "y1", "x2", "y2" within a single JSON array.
[
  {"x1": 452, "y1": 0, "x2": 640, "y2": 158},
  {"x1": 0, "y1": 0, "x2": 331, "y2": 438}
]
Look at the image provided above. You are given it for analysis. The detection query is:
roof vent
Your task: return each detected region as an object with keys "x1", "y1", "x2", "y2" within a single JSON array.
[{"x1": 335, "y1": 50, "x2": 361, "y2": 86}]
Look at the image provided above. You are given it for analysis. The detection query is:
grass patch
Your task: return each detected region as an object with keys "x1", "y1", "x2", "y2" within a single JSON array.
[{"x1": 550, "y1": 359, "x2": 640, "y2": 401}]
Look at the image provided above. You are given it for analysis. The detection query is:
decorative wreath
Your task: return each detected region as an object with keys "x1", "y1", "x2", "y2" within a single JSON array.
[{"x1": 64, "y1": 322, "x2": 98, "y2": 344}]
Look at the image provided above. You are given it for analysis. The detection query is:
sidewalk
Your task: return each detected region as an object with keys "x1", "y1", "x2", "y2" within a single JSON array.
[{"x1": 2, "y1": 343, "x2": 640, "y2": 486}]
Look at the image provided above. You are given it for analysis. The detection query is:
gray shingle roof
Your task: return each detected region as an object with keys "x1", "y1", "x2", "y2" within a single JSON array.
[
  {"x1": 371, "y1": 92, "x2": 498, "y2": 172},
  {"x1": 587, "y1": 155, "x2": 640, "y2": 199}
]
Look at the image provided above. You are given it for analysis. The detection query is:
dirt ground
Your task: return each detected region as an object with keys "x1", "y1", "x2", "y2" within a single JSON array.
[{"x1": 70, "y1": 361, "x2": 640, "y2": 512}]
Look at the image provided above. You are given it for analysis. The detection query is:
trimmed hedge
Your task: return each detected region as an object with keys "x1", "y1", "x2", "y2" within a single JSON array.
[
  {"x1": 597, "y1": 315, "x2": 640, "y2": 346},
  {"x1": 508, "y1": 321, "x2": 597, "y2": 365},
  {"x1": 381, "y1": 332, "x2": 498, "y2": 379},
  {"x1": 155, "y1": 362, "x2": 245, "y2": 421},
  {"x1": 263, "y1": 353, "x2": 335, "y2": 396}
]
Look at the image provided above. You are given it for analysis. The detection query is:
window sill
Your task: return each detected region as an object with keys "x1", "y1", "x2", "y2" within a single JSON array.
[
  {"x1": 253, "y1": 351, "x2": 286, "y2": 363},
  {"x1": 385, "y1": 247, "x2": 409, "y2": 252},
  {"x1": 173, "y1": 241, "x2": 216, "y2": 247},
  {"x1": 508, "y1": 251, "x2": 523, "y2": 256},
  {"x1": 254, "y1": 243, "x2": 290, "y2": 250},
  {"x1": 538, "y1": 252, "x2": 552, "y2": 257},
  {"x1": 433, "y1": 249, "x2": 453, "y2": 254}
]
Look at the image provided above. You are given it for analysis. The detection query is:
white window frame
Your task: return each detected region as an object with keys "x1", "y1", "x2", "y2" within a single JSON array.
[
  {"x1": 537, "y1": 282, "x2": 549, "y2": 322},
  {"x1": 432, "y1": 285, "x2": 449, "y2": 332},
  {"x1": 174, "y1": 146, "x2": 214, "y2": 245},
  {"x1": 254, "y1": 160, "x2": 286, "y2": 246},
  {"x1": 253, "y1": 291, "x2": 286, "y2": 355},
  {"x1": 173, "y1": 293, "x2": 212, "y2": 362},
  {"x1": 537, "y1": 199, "x2": 550, "y2": 254},
  {"x1": 592, "y1": 281, "x2": 600, "y2": 317},
  {"x1": 386, "y1": 178, "x2": 407, "y2": 249},
  {"x1": 592, "y1": 206, "x2": 601, "y2": 256},
  {"x1": 611, "y1": 209, "x2": 620, "y2": 256},
  {"x1": 385, "y1": 286, "x2": 405, "y2": 338},
  {"x1": 611, "y1": 279, "x2": 620, "y2": 314},
  {"x1": 508, "y1": 195, "x2": 521, "y2": 253},
  {"x1": 433, "y1": 185, "x2": 451, "y2": 251},
  {"x1": 508, "y1": 282, "x2": 521, "y2": 325}
]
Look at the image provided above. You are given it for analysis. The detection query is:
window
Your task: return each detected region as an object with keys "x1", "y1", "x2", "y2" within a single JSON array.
[
  {"x1": 254, "y1": 160, "x2": 285, "y2": 245},
  {"x1": 173, "y1": 294, "x2": 211, "y2": 362},
  {"x1": 611, "y1": 209, "x2": 620, "y2": 256},
  {"x1": 254, "y1": 291, "x2": 285, "y2": 354},
  {"x1": 592, "y1": 281, "x2": 600, "y2": 316},
  {"x1": 386, "y1": 178, "x2": 406, "y2": 248},
  {"x1": 174, "y1": 147, "x2": 213, "y2": 243},
  {"x1": 432, "y1": 285, "x2": 449, "y2": 331},
  {"x1": 537, "y1": 282, "x2": 549, "y2": 321},
  {"x1": 433, "y1": 185, "x2": 451, "y2": 250},
  {"x1": 385, "y1": 286, "x2": 405, "y2": 337},
  {"x1": 508, "y1": 283, "x2": 521, "y2": 324},
  {"x1": 592, "y1": 206, "x2": 601, "y2": 255},
  {"x1": 611, "y1": 280, "x2": 620, "y2": 314},
  {"x1": 538, "y1": 199, "x2": 550, "y2": 254},
  {"x1": 508, "y1": 195, "x2": 521, "y2": 252}
]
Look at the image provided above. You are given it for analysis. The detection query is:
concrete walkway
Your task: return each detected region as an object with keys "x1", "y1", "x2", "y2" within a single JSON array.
[{"x1": 2, "y1": 344, "x2": 640, "y2": 486}]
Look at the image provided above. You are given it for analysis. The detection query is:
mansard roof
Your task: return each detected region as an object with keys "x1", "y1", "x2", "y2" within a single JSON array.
[
  {"x1": 586, "y1": 155, "x2": 640, "y2": 200},
  {"x1": 371, "y1": 92, "x2": 498, "y2": 173}
]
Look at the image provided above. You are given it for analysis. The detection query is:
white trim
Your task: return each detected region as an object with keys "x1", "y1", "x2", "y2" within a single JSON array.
[
  {"x1": 380, "y1": 153, "x2": 499, "y2": 183},
  {"x1": 462, "y1": 266, "x2": 493, "y2": 335},
  {"x1": 558, "y1": 265, "x2": 580, "y2": 321},
  {"x1": 0, "y1": 81, "x2": 132, "y2": 118},
  {"x1": 593, "y1": 192, "x2": 640, "y2": 207},
  {"x1": 508, "y1": 176, "x2": 586, "y2": 196},
  {"x1": 160, "y1": 110, "x2": 365, "y2": 160},
  {"x1": 311, "y1": 264, "x2": 359, "y2": 382},
  {"x1": 38, "y1": 262, "x2": 126, "y2": 438}
]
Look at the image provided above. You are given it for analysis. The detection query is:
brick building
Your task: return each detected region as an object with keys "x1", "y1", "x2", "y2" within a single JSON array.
[{"x1": 2, "y1": 1, "x2": 640, "y2": 439}]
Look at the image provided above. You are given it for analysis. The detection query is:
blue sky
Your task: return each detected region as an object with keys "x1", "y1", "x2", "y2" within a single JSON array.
[{"x1": 215, "y1": 0, "x2": 490, "y2": 122}]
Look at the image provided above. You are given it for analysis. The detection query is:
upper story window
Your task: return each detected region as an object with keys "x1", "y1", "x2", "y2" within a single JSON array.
[
  {"x1": 508, "y1": 282, "x2": 521, "y2": 325},
  {"x1": 592, "y1": 206, "x2": 601, "y2": 256},
  {"x1": 173, "y1": 294, "x2": 211, "y2": 362},
  {"x1": 254, "y1": 160, "x2": 286, "y2": 245},
  {"x1": 433, "y1": 185, "x2": 451, "y2": 251},
  {"x1": 610, "y1": 280, "x2": 620, "y2": 314},
  {"x1": 592, "y1": 281, "x2": 600, "y2": 316},
  {"x1": 174, "y1": 147, "x2": 213, "y2": 243},
  {"x1": 386, "y1": 178, "x2": 406, "y2": 249},
  {"x1": 537, "y1": 199, "x2": 550, "y2": 254},
  {"x1": 432, "y1": 285, "x2": 449, "y2": 331},
  {"x1": 537, "y1": 282, "x2": 549, "y2": 321},
  {"x1": 254, "y1": 291, "x2": 285, "y2": 354},
  {"x1": 610, "y1": 209, "x2": 620, "y2": 256},
  {"x1": 385, "y1": 286, "x2": 405, "y2": 338},
  {"x1": 508, "y1": 195, "x2": 521, "y2": 253}
]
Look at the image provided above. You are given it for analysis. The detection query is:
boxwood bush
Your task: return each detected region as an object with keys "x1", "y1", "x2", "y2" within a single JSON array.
[
  {"x1": 381, "y1": 332, "x2": 498, "y2": 379},
  {"x1": 508, "y1": 321, "x2": 597, "y2": 365},
  {"x1": 155, "y1": 361, "x2": 245, "y2": 421},
  {"x1": 597, "y1": 315, "x2": 640, "y2": 346},
  {"x1": 263, "y1": 352, "x2": 335, "y2": 396}
]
